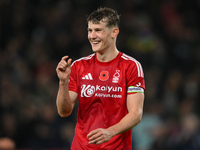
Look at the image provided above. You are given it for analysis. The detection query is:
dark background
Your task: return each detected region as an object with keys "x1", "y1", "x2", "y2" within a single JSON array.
[{"x1": 0, "y1": 0, "x2": 200, "y2": 149}]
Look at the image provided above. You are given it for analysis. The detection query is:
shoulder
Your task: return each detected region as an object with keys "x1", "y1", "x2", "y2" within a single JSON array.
[
  {"x1": 120, "y1": 53, "x2": 142, "y2": 66},
  {"x1": 71, "y1": 53, "x2": 95, "y2": 67},
  {"x1": 120, "y1": 53, "x2": 144, "y2": 77}
]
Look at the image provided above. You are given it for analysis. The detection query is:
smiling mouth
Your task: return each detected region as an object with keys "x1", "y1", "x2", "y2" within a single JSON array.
[{"x1": 92, "y1": 41, "x2": 101, "y2": 45}]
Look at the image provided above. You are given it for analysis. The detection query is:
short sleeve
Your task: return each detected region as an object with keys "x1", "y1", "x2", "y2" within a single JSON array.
[
  {"x1": 126, "y1": 60, "x2": 145, "y2": 94},
  {"x1": 69, "y1": 62, "x2": 78, "y2": 93}
]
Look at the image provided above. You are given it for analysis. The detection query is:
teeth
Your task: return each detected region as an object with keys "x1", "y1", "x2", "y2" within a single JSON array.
[{"x1": 93, "y1": 41, "x2": 100, "y2": 44}]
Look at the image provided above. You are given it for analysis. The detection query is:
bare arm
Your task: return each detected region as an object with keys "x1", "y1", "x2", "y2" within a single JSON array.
[
  {"x1": 56, "y1": 81, "x2": 78, "y2": 117},
  {"x1": 56, "y1": 56, "x2": 78, "y2": 117},
  {"x1": 108, "y1": 92, "x2": 144, "y2": 134},
  {"x1": 87, "y1": 92, "x2": 144, "y2": 144}
]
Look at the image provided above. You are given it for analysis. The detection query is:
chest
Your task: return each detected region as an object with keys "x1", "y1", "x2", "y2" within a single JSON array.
[
  {"x1": 79, "y1": 62, "x2": 126, "y2": 85},
  {"x1": 77, "y1": 63, "x2": 127, "y2": 97}
]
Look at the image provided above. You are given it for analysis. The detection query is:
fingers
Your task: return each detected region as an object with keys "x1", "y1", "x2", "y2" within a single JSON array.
[
  {"x1": 87, "y1": 129, "x2": 98, "y2": 138},
  {"x1": 67, "y1": 58, "x2": 72, "y2": 66},
  {"x1": 89, "y1": 136, "x2": 105, "y2": 145},
  {"x1": 57, "y1": 61, "x2": 67, "y2": 72},
  {"x1": 87, "y1": 129, "x2": 101, "y2": 140},
  {"x1": 61, "y1": 56, "x2": 72, "y2": 65},
  {"x1": 57, "y1": 56, "x2": 72, "y2": 71},
  {"x1": 87, "y1": 129, "x2": 103, "y2": 144},
  {"x1": 62, "y1": 56, "x2": 69, "y2": 61},
  {"x1": 87, "y1": 128, "x2": 111, "y2": 145}
]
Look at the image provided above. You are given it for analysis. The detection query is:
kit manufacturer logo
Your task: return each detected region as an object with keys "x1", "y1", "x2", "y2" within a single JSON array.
[{"x1": 82, "y1": 73, "x2": 93, "y2": 80}]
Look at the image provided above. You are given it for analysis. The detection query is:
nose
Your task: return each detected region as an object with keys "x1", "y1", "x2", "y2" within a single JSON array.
[{"x1": 88, "y1": 31, "x2": 96, "y2": 39}]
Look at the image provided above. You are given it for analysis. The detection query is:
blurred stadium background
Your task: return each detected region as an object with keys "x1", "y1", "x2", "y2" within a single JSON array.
[{"x1": 0, "y1": 0, "x2": 200, "y2": 149}]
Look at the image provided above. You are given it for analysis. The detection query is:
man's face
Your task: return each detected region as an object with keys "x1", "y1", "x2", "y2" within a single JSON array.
[{"x1": 87, "y1": 20, "x2": 114, "y2": 53}]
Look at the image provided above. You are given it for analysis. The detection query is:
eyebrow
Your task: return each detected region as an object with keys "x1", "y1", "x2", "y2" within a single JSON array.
[{"x1": 87, "y1": 27, "x2": 103, "y2": 31}]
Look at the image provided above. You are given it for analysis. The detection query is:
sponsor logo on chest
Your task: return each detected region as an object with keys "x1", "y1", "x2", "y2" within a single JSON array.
[{"x1": 81, "y1": 84, "x2": 123, "y2": 98}]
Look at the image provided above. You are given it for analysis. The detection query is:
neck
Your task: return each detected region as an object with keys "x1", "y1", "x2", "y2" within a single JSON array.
[{"x1": 96, "y1": 47, "x2": 119, "y2": 62}]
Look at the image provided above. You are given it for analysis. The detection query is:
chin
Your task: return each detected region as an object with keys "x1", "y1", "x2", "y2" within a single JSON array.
[
  {"x1": 92, "y1": 50, "x2": 99, "y2": 53},
  {"x1": 92, "y1": 47, "x2": 100, "y2": 52}
]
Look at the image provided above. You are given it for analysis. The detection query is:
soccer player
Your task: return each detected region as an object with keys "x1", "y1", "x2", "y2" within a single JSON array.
[{"x1": 56, "y1": 7, "x2": 145, "y2": 150}]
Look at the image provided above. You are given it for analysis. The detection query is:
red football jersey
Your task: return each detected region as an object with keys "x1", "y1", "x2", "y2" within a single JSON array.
[{"x1": 69, "y1": 52, "x2": 145, "y2": 150}]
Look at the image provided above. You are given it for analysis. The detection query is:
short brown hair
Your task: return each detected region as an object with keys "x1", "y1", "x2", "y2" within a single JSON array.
[{"x1": 87, "y1": 7, "x2": 120, "y2": 28}]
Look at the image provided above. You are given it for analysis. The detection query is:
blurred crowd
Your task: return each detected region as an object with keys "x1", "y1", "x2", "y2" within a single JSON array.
[{"x1": 0, "y1": 0, "x2": 200, "y2": 149}]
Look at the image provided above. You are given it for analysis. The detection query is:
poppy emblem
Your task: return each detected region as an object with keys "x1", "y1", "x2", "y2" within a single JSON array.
[{"x1": 99, "y1": 71, "x2": 109, "y2": 81}]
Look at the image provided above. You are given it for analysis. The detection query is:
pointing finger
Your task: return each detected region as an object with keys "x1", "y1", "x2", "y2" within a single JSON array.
[
  {"x1": 62, "y1": 56, "x2": 69, "y2": 61},
  {"x1": 57, "y1": 57, "x2": 72, "y2": 71}
]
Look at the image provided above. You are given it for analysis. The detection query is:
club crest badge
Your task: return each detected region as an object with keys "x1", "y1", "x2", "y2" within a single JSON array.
[
  {"x1": 112, "y1": 70, "x2": 120, "y2": 83},
  {"x1": 99, "y1": 71, "x2": 109, "y2": 81}
]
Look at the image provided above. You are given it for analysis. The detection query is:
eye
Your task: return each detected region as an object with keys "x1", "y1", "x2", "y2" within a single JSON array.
[
  {"x1": 87, "y1": 29, "x2": 92, "y2": 32},
  {"x1": 96, "y1": 29, "x2": 101, "y2": 32}
]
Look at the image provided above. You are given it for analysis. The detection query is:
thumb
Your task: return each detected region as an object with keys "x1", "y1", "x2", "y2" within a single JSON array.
[{"x1": 67, "y1": 58, "x2": 72, "y2": 66}]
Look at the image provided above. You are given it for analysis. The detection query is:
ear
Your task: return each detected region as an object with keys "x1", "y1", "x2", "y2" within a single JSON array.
[{"x1": 112, "y1": 28, "x2": 119, "y2": 39}]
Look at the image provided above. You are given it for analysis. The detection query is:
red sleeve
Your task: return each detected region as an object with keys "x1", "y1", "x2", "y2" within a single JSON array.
[
  {"x1": 69, "y1": 62, "x2": 78, "y2": 93},
  {"x1": 126, "y1": 60, "x2": 145, "y2": 94}
]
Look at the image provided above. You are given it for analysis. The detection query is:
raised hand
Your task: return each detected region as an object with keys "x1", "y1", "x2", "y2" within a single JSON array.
[{"x1": 56, "y1": 56, "x2": 72, "y2": 82}]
